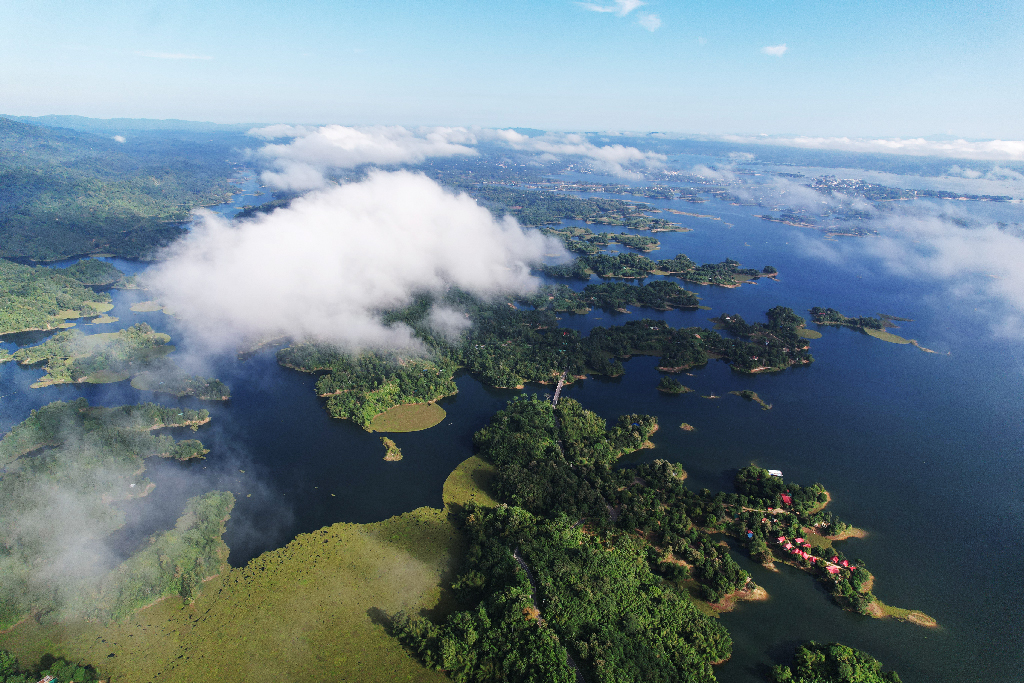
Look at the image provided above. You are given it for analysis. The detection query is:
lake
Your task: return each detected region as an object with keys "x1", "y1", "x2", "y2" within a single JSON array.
[{"x1": 1, "y1": 162, "x2": 1021, "y2": 682}]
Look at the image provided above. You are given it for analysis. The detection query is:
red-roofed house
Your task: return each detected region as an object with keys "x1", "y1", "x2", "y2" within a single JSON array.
[
  {"x1": 781, "y1": 494, "x2": 793, "y2": 505},
  {"x1": 832, "y1": 556, "x2": 839, "y2": 563},
  {"x1": 795, "y1": 537, "x2": 805, "y2": 544},
  {"x1": 826, "y1": 566, "x2": 840, "y2": 574},
  {"x1": 842, "y1": 560, "x2": 849, "y2": 567}
]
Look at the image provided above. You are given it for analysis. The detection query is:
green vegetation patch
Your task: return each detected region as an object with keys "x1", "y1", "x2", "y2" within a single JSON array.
[
  {"x1": 796, "y1": 328, "x2": 823, "y2": 339},
  {"x1": 442, "y1": 455, "x2": 499, "y2": 509},
  {"x1": 658, "y1": 376, "x2": 693, "y2": 394},
  {"x1": 729, "y1": 389, "x2": 772, "y2": 410},
  {"x1": 368, "y1": 402, "x2": 447, "y2": 432}
]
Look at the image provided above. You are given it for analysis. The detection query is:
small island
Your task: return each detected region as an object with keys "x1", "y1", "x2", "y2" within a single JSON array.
[
  {"x1": 658, "y1": 376, "x2": 693, "y2": 394},
  {"x1": 131, "y1": 362, "x2": 231, "y2": 400},
  {"x1": 810, "y1": 307, "x2": 938, "y2": 352},
  {"x1": 729, "y1": 389, "x2": 772, "y2": 410},
  {"x1": 380, "y1": 437, "x2": 403, "y2": 461},
  {"x1": 771, "y1": 642, "x2": 904, "y2": 683}
]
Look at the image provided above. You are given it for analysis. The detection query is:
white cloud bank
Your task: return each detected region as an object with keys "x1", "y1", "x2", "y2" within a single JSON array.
[
  {"x1": 723, "y1": 134, "x2": 1024, "y2": 161},
  {"x1": 761, "y1": 44, "x2": 788, "y2": 56},
  {"x1": 480, "y1": 129, "x2": 666, "y2": 178},
  {"x1": 249, "y1": 125, "x2": 665, "y2": 189},
  {"x1": 249, "y1": 125, "x2": 479, "y2": 191},
  {"x1": 144, "y1": 171, "x2": 565, "y2": 352}
]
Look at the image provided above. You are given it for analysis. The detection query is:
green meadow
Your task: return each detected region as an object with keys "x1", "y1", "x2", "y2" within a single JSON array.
[{"x1": 0, "y1": 456, "x2": 498, "y2": 683}]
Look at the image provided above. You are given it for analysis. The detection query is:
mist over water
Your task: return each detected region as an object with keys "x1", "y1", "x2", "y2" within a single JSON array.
[{"x1": 2, "y1": 159, "x2": 1022, "y2": 682}]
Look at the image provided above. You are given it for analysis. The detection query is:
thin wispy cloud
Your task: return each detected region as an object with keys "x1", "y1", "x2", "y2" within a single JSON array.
[
  {"x1": 761, "y1": 44, "x2": 788, "y2": 56},
  {"x1": 637, "y1": 13, "x2": 662, "y2": 32},
  {"x1": 135, "y1": 51, "x2": 212, "y2": 60},
  {"x1": 578, "y1": 0, "x2": 660, "y2": 30},
  {"x1": 722, "y1": 134, "x2": 1024, "y2": 161},
  {"x1": 578, "y1": 0, "x2": 645, "y2": 16},
  {"x1": 803, "y1": 203, "x2": 1024, "y2": 339}
]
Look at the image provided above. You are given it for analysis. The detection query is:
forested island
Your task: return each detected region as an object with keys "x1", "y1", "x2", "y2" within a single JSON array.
[
  {"x1": 771, "y1": 642, "x2": 903, "y2": 683},
  {"x1": 540, "y1": 225, "x2": 663, "y2": 254},
  {"x1": 808, "y1": 307, "x2": 929, "y2": 348},
  {"x1": 130, "y1": 362, "x2": 231, "y2": 400},
  {"x1": 809, "y1": 307, "x2": 886, "y2": 331},
  {"x1": 0, "y1": 117, "x2": 237, "y2": 260},
  {"x1": 11, "y1": 322, "x2": 174, "y2": 386},
  {"x1": 0, "y1": 399, "x2": 229, "y2": 629},
  {"x1": 0, "y1": 258, "x2": 121, "y2": 335},
  {"x1": 388, "y1": 394, "x2": 925, "y2": 682},
  {"x1": 518, "y1": 281, "x2": 698, "y2": 312},
  {"x1": 540, "y1": 251, "x2": 776, "y2": 287},
  {"x1": 277, "y1": 296, "x2": 813, "y2": 427}
]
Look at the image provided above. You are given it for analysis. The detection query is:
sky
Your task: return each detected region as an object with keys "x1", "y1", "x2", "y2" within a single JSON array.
[{"x1": 1, "y1": 0, "x2": 1021, "y2": 138}]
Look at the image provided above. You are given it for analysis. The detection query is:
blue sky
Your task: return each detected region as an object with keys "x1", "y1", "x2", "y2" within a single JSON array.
[{"x1": 1, "y1": 0, "x2": 1021, "y2": 137}]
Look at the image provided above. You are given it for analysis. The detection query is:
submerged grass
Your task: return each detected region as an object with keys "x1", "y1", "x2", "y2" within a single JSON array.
[
  {"x1": 0, "y1": 456, "x2": 498, "y2": 683},
  {"x1": 129, "y1": 301, "x2": 164, "y2": 313},
  {"x1": 796, "y1": 328, "x2": 822, "y2": 340},
  {"x1": 368, "y1": 403, "x2": 446, "y2": 432},
  {"x1": 864, "y1": 328, "x2": 912, "y2": 344}
]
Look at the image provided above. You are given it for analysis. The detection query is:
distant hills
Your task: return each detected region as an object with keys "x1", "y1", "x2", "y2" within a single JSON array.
[
  {"x1": 9, "y1": 114, "x2": 262, "y2": 135},
  {"x1": 0, "y1": 116, "x2": 247, "y2": 261}
]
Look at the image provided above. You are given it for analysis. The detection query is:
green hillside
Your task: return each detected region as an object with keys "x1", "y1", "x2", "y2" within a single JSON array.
[{"x1": 0, "y1": 117, "x2": 242, "y2": 260}]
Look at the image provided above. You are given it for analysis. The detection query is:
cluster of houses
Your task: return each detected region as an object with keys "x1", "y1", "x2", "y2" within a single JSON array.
[{"x1": 772, "y1": 534, "x2": 855, "y2": 575}]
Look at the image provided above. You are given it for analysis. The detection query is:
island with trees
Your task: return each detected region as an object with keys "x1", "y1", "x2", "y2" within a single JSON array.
[
  {"x1": 518, "y1": 280, "x2": 699, "y2": 313},
  {"x1": 540, "y1": 225, "x2": 664, "y2": 253},
  {"x1": 389, "y1": 395, "x2": 931, "y2": 683},
  {"x1": 771, "y1": 641, "x2": 903, "y2": 683},
  {"x1": 540, "y1": 251, "x2": 777, "y2": 287},
  {"x1": 130, "y1": 361, "x2": 231, "y2": 400},
  {"x1": 0, "y1": 258, "x2": 120, "y2": 335},
  {"x1": 276, "y1": 295, "x2": 815, "y2": 427},
  {"x1": 0, "y1": 398, "x2": 230, "y2": 629},
  {"x1": 11, "y1": 322, "x2": 175, "y2": 386},
  {"x1": 809, "y1": 307, "x2": 932, "y2": 348}
]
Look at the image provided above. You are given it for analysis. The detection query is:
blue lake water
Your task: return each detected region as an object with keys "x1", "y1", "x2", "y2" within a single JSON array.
[{"x1": 1, "y1": 165, "x2": 1022, "y2": 682}]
